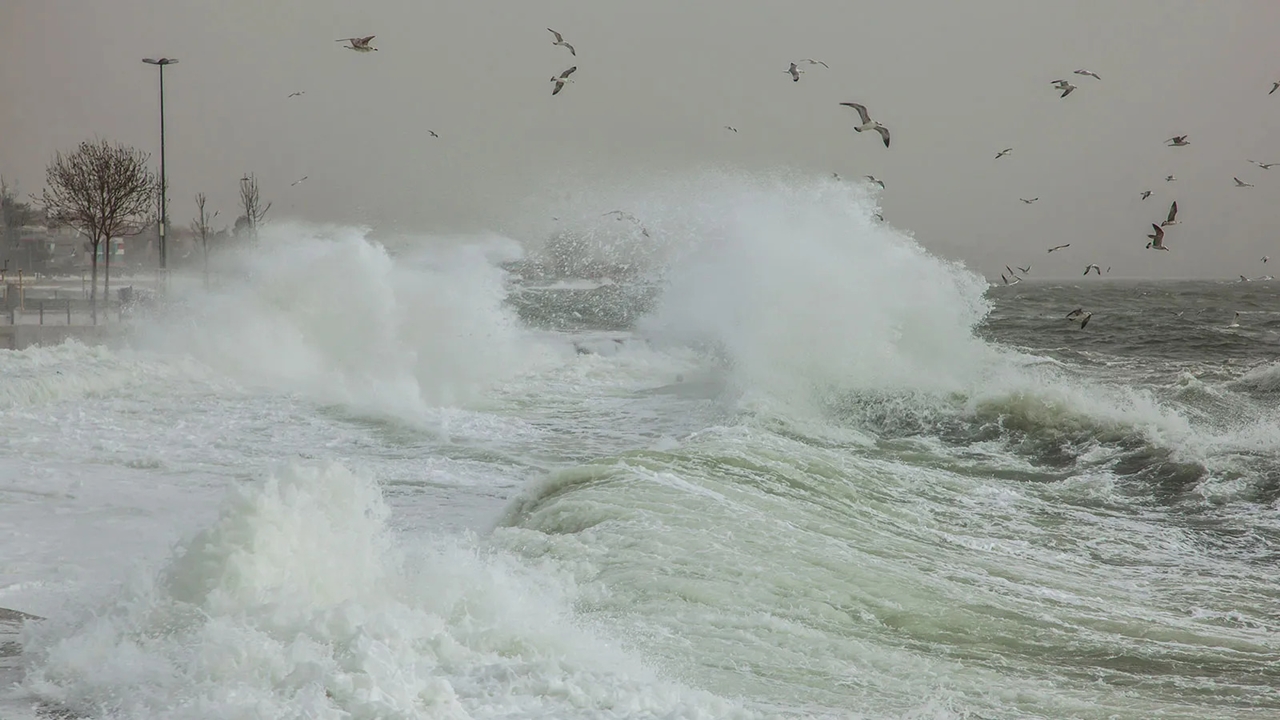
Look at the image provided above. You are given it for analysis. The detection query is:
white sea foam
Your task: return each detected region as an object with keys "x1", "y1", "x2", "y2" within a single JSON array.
[
  {"x1": 131, "y1": 221, "x2": 561, "y2": 425},
  {"x1": 5, "y1": 170, "x2": 1278, "y2": 720},
  {"x1": 17, "y1": 461, "x2": 753, "y2": 719}
]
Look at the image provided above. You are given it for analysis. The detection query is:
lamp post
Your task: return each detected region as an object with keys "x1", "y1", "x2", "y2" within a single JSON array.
[{"x1": 142, "y1": 57, "x2": 177, "y2": 270}]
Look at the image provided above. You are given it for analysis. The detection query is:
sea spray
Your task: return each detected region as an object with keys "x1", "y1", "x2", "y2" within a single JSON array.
[
  {"x1": 19, "y1": 461, "x2": 755, "y2": 719},
  {"x1": 130, "y1": 222, "x2": 560, "y2": 425}
]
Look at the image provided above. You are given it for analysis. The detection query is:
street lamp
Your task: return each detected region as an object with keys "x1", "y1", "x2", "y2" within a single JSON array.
[{"x1": 142, "y1": 57, "x2": 177, "y2": 270}]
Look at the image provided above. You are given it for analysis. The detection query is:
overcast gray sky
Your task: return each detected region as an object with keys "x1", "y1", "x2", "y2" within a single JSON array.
[{"x1": 3, "y1": 0, "x2": 1279, "y2": 279}]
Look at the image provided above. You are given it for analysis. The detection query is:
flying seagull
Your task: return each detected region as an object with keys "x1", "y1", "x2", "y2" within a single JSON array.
[
  {"x1": 548, "y1": 28, "x2": 575, "y2": 56},
  {"x1": 603, "y1": 209, "x2": 642, "y2": 223},
  {"x1": 290, "y1": 175, "x2": 308, "y2": 186},
  {"x1": 839, "y1": 102, "x2": 891, "y2": 148},
  {"x1": 787, "y1": 63, "x2": 804, "y2": 82},
  {"x1": 1160, "y1": 200, "x2": 1179, "y2": 226},
  {"x1": 1249, "y1": 160, "x2": 1279, "y2": 169},
  {"x1": 1226, "y1": 312, "x2": 1241, "y2": 328},
  {"x1": 1018, "y1": 265, "x2": 1031, "y2": 274},
  {"x1": 865, "y1": 175, "x2": 885, "y2": 188},
  {"x1": 799, "y1": 58, "x2": 829, "y2": 68},
  {"x1": 1167, "y1": 135, "x2": 1190, "y2": 146},
  {"x1": 1065, "y1": 308, "x2": 1092, "y2": 328},
  {"x1": 1052, "y1": 79, "x2": 1077, "y2": 97},
  {"x1": 1263, "y1": 256, "x2": 1271, "y2": 263},
  {"x1": 1020, "y1": 197, "x2": 1039, "y2": 204},
  {"x1": 1001, "y1": 273, "x2": 1021, "y2": 285},
  {"x1": 602, "y1": 210, "x2": 650, "y2": 236},
  {"x1": 1147, "y1": 223, "x2": 1169, "y2": 250},
  {"x1": 1141, "y1": 190, "x2": 1152, "y2": 200},
  {"x1": 1084, "y1": 264, "x2": 1101, "y2": 275},
  {"x1": 337, "y1": 36, "x2": 377, "y2": 52},
  {"x1": 551, "y1": 66, "x2": 577, "y2": 95},
  {"x1": 428, "y1": 130, "x2": 439, "y2": 138},
  {"x1": 1166, "y1": 175, "x2": 1176, "y2": 182},
  {"x1": 1047, "y1": 243, "x2": 1070, "y2": 253},
  {"x1": 1234, "y1": 177, "x2": 1255, "y2": 187},
  {"x1": 724, "y1": 125, "x2": 738, "y2": 133},
  {"x1": 995, "y1": 148, "x2": 1014, "y2": 159},
  {"x1": 1271, "y1": 82, "x2": 1280, "y2": 95},
  {"x1": 1073, "y1": 69, "x2": 1102, "y2": 80},
  {"x1": 287, "y1": 91, "x2": 305, "y2": 98}
]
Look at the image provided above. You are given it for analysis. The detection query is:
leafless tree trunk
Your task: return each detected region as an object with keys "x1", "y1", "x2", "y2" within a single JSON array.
[
  {"x1": 190, "y1": 192, "x2": 218, "y2": 289},
  {"x1": 238, "y1": 173, "x2": 271, "y2": 244},
  {"x1": 39, "y1": 139, "x2": 156, "y2": 324}
]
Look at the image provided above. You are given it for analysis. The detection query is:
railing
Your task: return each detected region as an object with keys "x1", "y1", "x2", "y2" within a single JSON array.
[{"x1": 2, "y1": 300, "x2": 125, "y2": 326}]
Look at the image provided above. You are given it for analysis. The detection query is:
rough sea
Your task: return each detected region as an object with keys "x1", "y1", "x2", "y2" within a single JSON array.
[{"x1": 1, "y1": 173, "x2": 1277, "y2": 719}]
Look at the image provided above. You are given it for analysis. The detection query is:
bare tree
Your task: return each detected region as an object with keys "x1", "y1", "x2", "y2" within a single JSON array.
[
  {"x1": 237, "y1": 173, "x2": 270, "y2": 243},
  {"x1": 39, "y1": 139, "x2": 156, "y2": 322},
  {"x1": 190, "y1": 192, "x2": 219, "y2": 288}
]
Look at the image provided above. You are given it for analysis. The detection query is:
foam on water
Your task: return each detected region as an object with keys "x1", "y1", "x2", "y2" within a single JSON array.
[
  {"x1": 133, "y1": 221, "x2": 562, "y2": 426},
  {"x1": 15, "y1": 462, "x2": 754, "y2": 720},
  {"x1": 5, "y1": 169, "x2": 1280, "y2": 720}
]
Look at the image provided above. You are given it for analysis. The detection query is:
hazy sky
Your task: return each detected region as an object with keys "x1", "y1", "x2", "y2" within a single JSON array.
[{"x1": 3, "y1": 0, "x2": 1280, "y2": 279}]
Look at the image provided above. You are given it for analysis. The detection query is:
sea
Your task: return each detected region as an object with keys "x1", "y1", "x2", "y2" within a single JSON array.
[{"x1": 1, "y1": 172, "x2": 1277, "y2": 719}]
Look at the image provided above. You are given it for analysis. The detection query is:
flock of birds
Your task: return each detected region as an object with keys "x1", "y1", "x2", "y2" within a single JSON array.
[
  {"x1": 990, "y1": 72, "x2": 1277, "y2": 296},
  {"x1": 328, "y1": 35, "x2": 1272, "y2": 332}
]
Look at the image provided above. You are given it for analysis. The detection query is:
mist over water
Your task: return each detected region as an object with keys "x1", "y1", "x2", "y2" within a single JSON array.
[{"x1": 3, "y1": 170, "x2": 1279, "y2": 719}]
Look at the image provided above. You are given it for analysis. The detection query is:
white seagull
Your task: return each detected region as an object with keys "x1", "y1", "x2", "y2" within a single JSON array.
[
  {"x1": 1052, "y1": 79, "x2": 1077, "y2": 97},
  {"x1": 799, "y1": 58, "x2": 829, "y2": 68},
  {"x1": 786, "y1": 63, "x2": 804, "y2": 82},
  {"x1": 724, "y1": 125, "x2": 738, "y2": 133},
  {"x1": 1084, "y1": 264, "x2": 1101, "y2": 275},
  {"x1": 1249, "y1": 160, "x2": 1279, "y2": 169},
  {"x1": 1147, "y1": 223, "x2": 1169, "y2": 250},
  {"x1": 1271, "y1": 82, "x2": 1280, "y2": 95},
  {"x1": 1066, "y1": 308, "x2": 1093, "y2": 329},
  {"x1": 1167, "y1": 135, "x2": 1190, "y2": 146},
  {"x1": 551, "y1": 66, "x2": 577, "y2": 95},
  {"x1": 290, "y1": 175, "x2": 308, "y2": 186},
  {"x1": 1001, "y1": 273, "x2": 1021, "y2": 285},
  {"x1": 1020, "y1": 197, "x2": 1039, "y2": 204},
  {"x1": 865, "y1": 175, "x2": 885, "y2": 188},
  {"x1": 1166, "y1": 175, "x2": 1177, "y2": 182},
  {"x1": 995, "y1": 148, "x2": 1014, "y2": 159},
  {"x1": 548, "y1": 29, "x2": 575, "y2": 56},
  {"x1": 287, "y1": 91, "x2": 305, "y2": 98},
  {"x1": 1048, "y1": 243, "x2": 1070, "y2": 253},
  {"x1": 337, "y1": 36, "x2": 377, "y2": 52},
  {"x1": 1263, "y1": 256, "x2": 1271, "y2": 263},
  {"x1": 1226, "y1": 312, "x2": 1241, "y2": 328},
  {"x1": 1160, "y1": 200, "x2": 1179, "y2": 227},
  {"x1": 1073, "y1": 69, "x2": 1102, "y2": 80},
  {"x1": 602, "y1": 210, "x2": 650, "y2": 236},
  {"x1": 1141, "y1": 190, "x2": 1152, "y2": 200},
  {"x1": 1234, "y1": 177, "x2": 1255, "y2": 187},
  {"x1": 839, "y1": 102, "x2": 891, "y2": 148}
]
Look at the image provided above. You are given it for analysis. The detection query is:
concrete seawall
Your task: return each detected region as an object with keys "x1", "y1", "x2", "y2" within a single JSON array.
[
  {"x1": 0, "y1": 607, "x2": 42, "y2": 718},
  {"x1": 0, "y1": 325, "x2": 118, "y2": 351}
]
